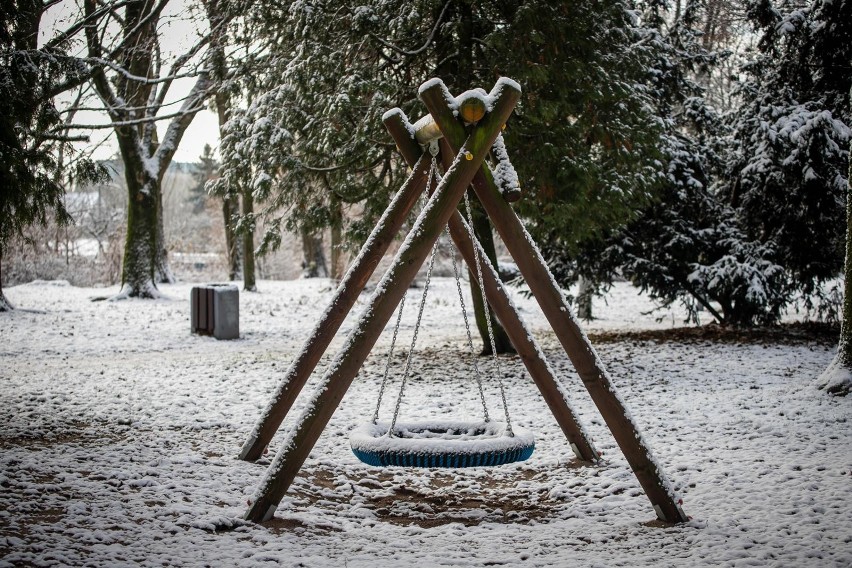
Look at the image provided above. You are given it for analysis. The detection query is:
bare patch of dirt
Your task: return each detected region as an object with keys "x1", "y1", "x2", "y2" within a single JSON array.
[
  {"x1": 284, "y1": 463, "x2": 585, "y2": 529},
  {"x1": 0, "y1": 420, "x2": 92, "y2": 450}
]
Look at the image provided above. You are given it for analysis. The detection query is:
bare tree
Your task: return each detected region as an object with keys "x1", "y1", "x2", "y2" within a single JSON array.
[{"x1": 80, "y1": 0, "x2": 219, "y2": 298}]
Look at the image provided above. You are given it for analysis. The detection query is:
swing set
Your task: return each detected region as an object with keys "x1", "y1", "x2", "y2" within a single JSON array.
[{"x1": 238, "y1": 77, "x2": 688, "y2": 525}]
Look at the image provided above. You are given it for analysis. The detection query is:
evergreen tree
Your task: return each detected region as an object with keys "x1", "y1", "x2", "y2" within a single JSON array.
[
  {"x1": 191, "y1": 144, "x2": 218, "y2": 214},
  {"x1": 219, "y1": 0, "x2": 667, "y2": 348},
  {"x1": 721, "y1": 0, "x2": 851, "y2": 300},
  {"x1": 0, "y1": 1, "x2": 107, "y2": 311}
]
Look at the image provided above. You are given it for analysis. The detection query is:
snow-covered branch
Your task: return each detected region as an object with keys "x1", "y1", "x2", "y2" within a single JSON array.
[
  {"x1": 84, "y1": 57, "x2": 203, "y2": 85},
  {"x1": 155, "y1": 71, "x2": 213, "y2": 180},
  {"x1": 57, "y1": 105, "x2": 209, "y2": 130}
]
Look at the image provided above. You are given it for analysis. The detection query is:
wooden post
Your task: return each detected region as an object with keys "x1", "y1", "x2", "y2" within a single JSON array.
[
  {"x1": 244, "y1": 79, "x2": 520, "y2": 523},
  {"x1": 421, "y1": 89, "x2": 688, "y2": 524},
  {"x1": 385, "y1": 113, "x2": 599, "y2": 462},
  {"x1": 238, "y1": 154, "x2": 432, "y2": 462},
  {"x1": 446, "y1": 214, "x2": 599, "y2": 461}
]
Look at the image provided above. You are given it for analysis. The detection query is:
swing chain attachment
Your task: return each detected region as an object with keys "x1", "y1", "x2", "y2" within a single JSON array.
[{"x1": 428, "y1": 139, "x2": 439, "y2": 157}]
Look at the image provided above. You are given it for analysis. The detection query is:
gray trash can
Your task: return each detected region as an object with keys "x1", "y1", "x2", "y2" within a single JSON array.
[{"x1": 191, "y1": 284, "x2": 239, "y2": 340}]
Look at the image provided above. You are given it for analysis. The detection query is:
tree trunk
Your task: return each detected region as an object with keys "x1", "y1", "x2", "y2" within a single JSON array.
[
  {"x1": 118, "y1": 142, "x2": 160, "y2": 298},
  {"x1": 242, "y1": 190, "x2": 257, "y2": 292},
  {"x1": 818, "y1": 132, "x2": 852, "y2": 396},
  {"x1": 330, "y1": 199, "x2": 344, "y2": 281},
  {"x1": 208, "y1": 0, "x2": 241, "y2": 283},
  {"x1": 0, "y1": 251, "x2": 12, "y2": 311},
  {"x1": 223, "y1": 196, "x2": 241, "y2": 280},
  {"x1": 154, "y1": 180, "x2": 174, "y2": 284},
  {"x1": 467, "y1": 195, "x2": 514, "y2": 355},
  {"x1": 301, "y1": 228, "x2": 328, "y2": 278},
  {"x1": 577, "y1": 276, "x2": 593, "y2": 321}
]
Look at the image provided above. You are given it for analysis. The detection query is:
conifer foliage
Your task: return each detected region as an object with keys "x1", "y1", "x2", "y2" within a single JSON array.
[
  {"x1": 0, "y1": 1, "x2": 107, "y2": 311},
  {"x1": 218, "y1": 1, "x2": 666, "y2": 254},
  {"x1": 722, "y1": 0, "x2": 851, "y2": 297},
  {"x1": 566, "y1": 0, "x2": 849, "y2": 327}
]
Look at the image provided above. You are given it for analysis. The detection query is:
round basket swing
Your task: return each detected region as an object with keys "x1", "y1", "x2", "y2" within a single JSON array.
[{"x1": 350, "y1": 155, "x2": 534, "y2": 469}]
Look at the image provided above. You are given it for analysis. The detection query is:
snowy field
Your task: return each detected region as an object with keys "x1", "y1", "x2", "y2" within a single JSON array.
[{"x1": 1, "y1": 278, "x2": 850, "y2": 567}]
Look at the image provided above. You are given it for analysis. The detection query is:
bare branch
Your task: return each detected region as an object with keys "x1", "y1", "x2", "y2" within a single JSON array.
[
  {"x1": 44, "y1": 0, "x2": 132, "y2": 50},
  {"x1": 155, "y1": 71, "x2": 213, "y2": 179},
  {"x1": 83, "y1": 0, "x2": 124, "y2": 123},
  {"x1": 151, "y1": 25, "x2": 219, "y2": 117},
  {"x1": 83, "y1": 56, "x2": 203, "y2": 84},
  {"x1": 106, "y1": 0, "x2": 171, "y2": 61},
  {"x1": 57, "y1": 105, "x2": 209, "y2": 130}
]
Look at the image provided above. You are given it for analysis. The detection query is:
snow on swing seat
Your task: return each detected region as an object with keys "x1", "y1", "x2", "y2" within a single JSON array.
[{"x1": 350, "y1": 420, "x2": 535, "y2": 468}]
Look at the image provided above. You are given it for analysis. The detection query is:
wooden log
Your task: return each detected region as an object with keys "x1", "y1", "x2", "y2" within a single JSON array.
[
  {"x1": 244, "y1": 78, "x2": 520, "y2": 523},
  {"x1": 237, "y1": 153, "x2": 432, "y2": 461},
  {"x1": 385, "y1": 116, "x2": 599, "y2": 462},
  {"x1": 412, "y1": 114, "x2": 443, "y2": 145},
  {"x1": 421, "y1": 86, "x2": 688, "y2": 524},
  {"x1": 456, "y1": 89, "x2": 487, "y2": 123}
]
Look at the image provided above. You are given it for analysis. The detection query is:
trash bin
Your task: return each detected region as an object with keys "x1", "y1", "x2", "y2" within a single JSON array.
[{"x1": 191, "y1": 284, "x2": 239, "y2": 340}]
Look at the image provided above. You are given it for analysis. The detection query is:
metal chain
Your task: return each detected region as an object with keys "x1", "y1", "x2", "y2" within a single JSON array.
[
  {"x1": 462, "y1": 191, "x2": 514, "y2": 436},
  {"x1": 372, "y1": 292, "x2": 406, "y2": 423},
  {"x1": 387, "y1": 155, "x2": 441, "y2": 436},
  {"x1": 447, "y1": 227, "x2": 490, "y2": 422},
  {"x1": 372, "y1": 151, "x2": 436, "y2": 423},
  {"x1": 388, "y1": 223, "x2": 440, "y2": 436}
]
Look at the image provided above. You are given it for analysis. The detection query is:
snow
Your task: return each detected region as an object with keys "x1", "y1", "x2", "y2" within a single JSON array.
[
  {"x1": 350, "y1": 421, "x2": 534, "y2": 456},
  {"x1": 491, "y1": 134, "x2": 521, "y2": 195},
  {"x1": 1, "y1": 278, "x2": 850, "y2": 566},
  {"x1": 817, "y1": 348, "x2": 852, "y2": 395}
]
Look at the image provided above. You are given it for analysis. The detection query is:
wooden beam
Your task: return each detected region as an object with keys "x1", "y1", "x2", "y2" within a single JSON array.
[
  {"x1": 244, "y1": 78, "x2": 520, "y2": 523},
  {"x1": 385, "y1": 112, "x2": 599, "y2": 462},
  {"x1": 421, "y1": 86, "x2": 688, "y2": 524},
  {"x1": 238, "y1": 153, "x2": 432, "y2": 462}
]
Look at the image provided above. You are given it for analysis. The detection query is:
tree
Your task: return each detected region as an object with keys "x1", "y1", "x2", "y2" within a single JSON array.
[
  {"x1": 818, "y1": 115, "x2": 852, "y2": 396},
  {"x1": 720, "y1": 0, "x2": 851, "y2": 303},
  {"x1": 537, "y1": 0, "x2": 760, "y2": 324},
  {"x1": 80, "y1": 0, "x2": 220, "y2": 298},
  {"x1": 219, "y1": 0, "x2": 669, "y2": 351},
  {"x1": 191, "y1": 142, "x2": 241, "y2": 280},
  {"x1": 0, "y1": 0, "x2": 107, "y2": 311},
  {"x1": 203, "y1": 0, "x2": 251, "y2": 287}
]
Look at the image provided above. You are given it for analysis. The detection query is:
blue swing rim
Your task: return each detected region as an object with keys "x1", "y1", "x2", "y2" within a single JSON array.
[{"x1": 350, "y1": 420, "x2": 535, "y2": 468}]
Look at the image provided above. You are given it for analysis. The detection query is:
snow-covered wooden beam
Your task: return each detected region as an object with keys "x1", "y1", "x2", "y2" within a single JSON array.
[
  {"x1": 243, "y1": 78, "x2": 520, "y2": 524},
  {"x1": 387, "y1": 111, "x2": 599, "y2": 462},
  {"x1": 420, "y1": 79, "x2": 688, "y2": 524}
]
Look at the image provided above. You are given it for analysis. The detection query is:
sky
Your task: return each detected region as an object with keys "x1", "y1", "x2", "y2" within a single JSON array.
[{"x1": 41, "y1": 0, "x2": 223, "y2": 163}]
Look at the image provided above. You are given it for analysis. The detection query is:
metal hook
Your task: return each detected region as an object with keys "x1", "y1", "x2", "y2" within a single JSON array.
[{"x1": 428, "y1": 139, "x2": 439, "y2": 157}]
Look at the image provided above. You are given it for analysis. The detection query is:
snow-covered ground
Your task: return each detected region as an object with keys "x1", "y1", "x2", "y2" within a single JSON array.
[{"x1": 1, "y1": 278, "x2": 849, "y2": 567}]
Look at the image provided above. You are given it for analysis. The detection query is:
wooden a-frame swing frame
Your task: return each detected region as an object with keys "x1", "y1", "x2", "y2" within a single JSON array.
[{"x1": 240, "y1": 77, "x2": 688, "y2": 525}]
